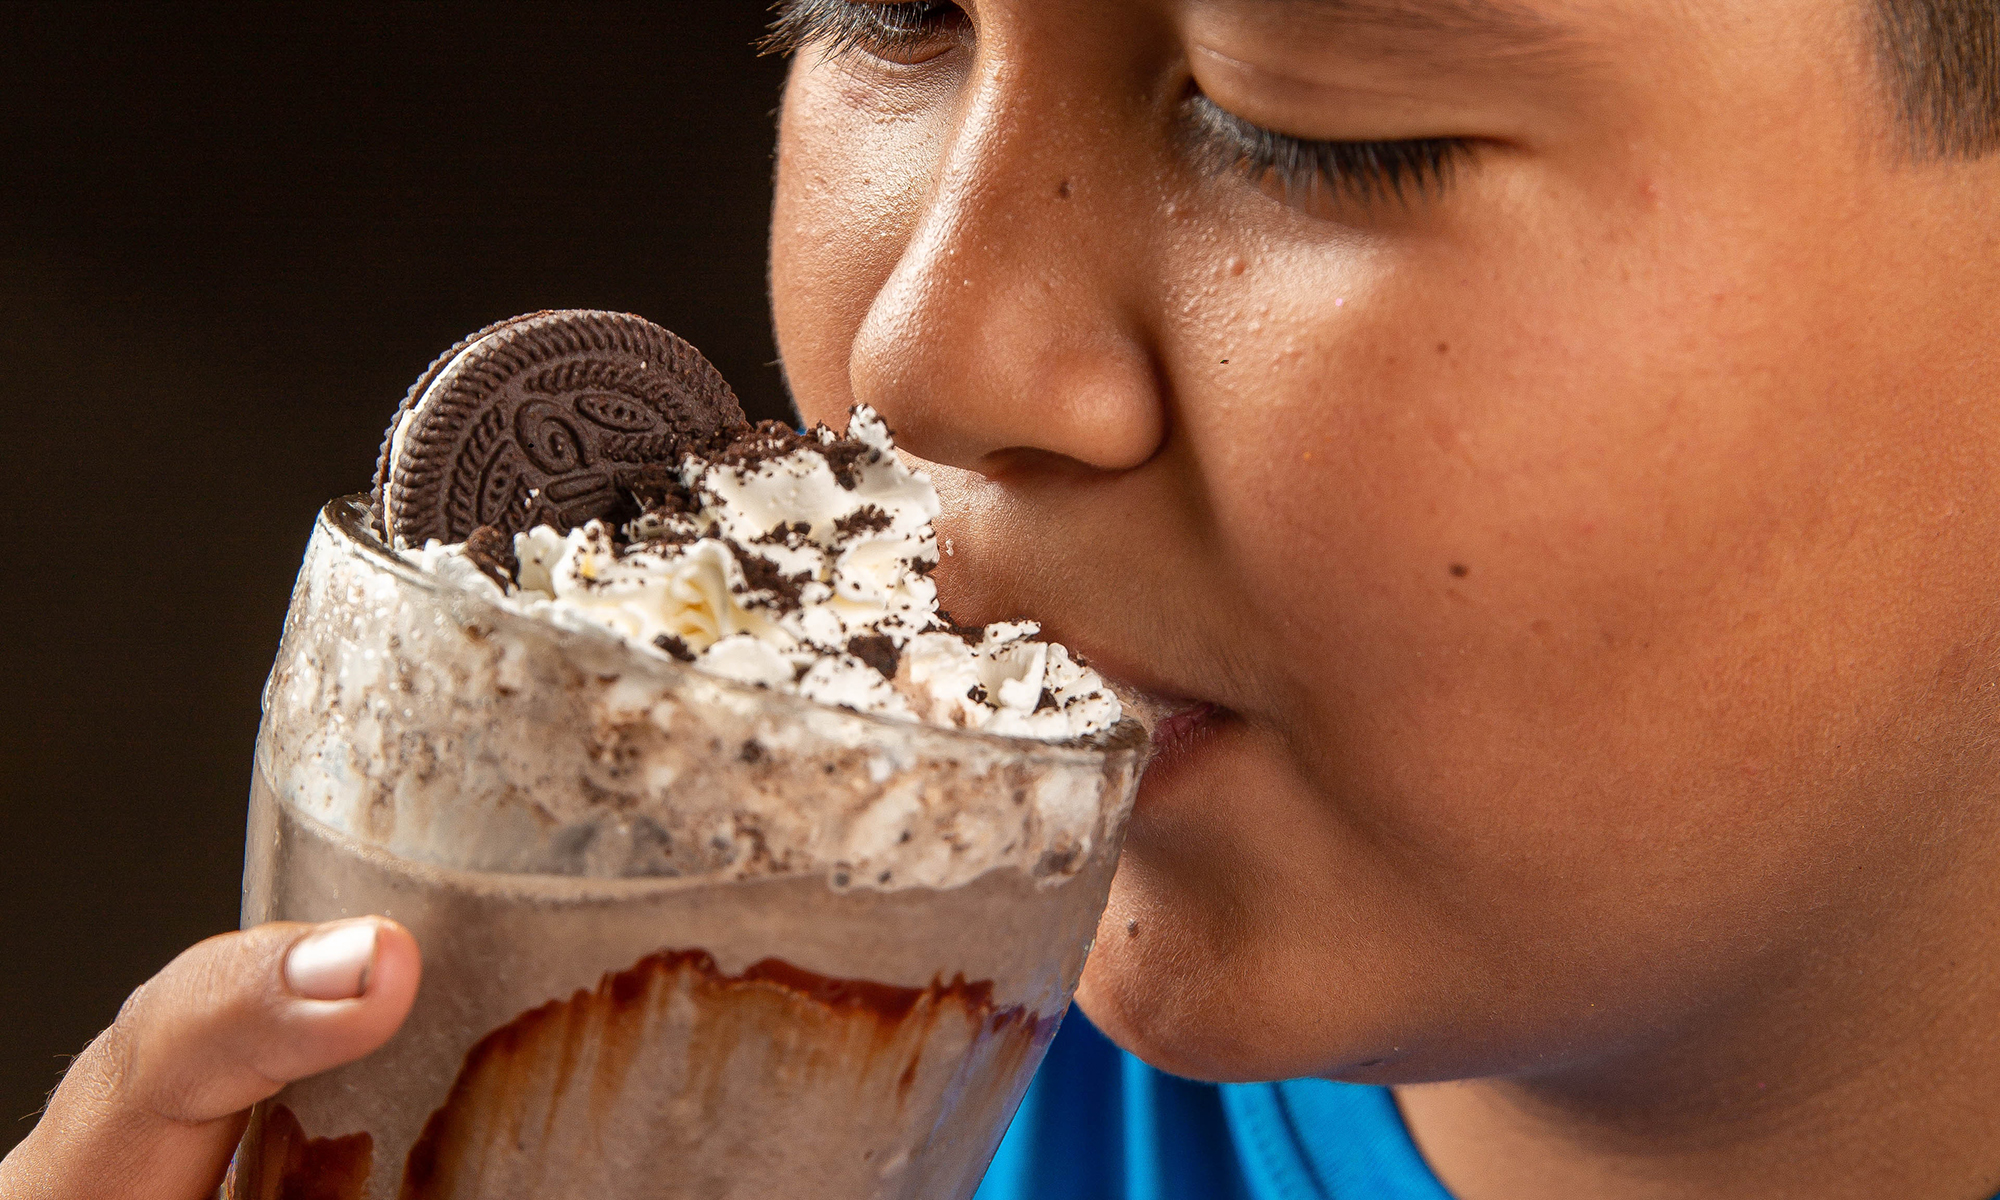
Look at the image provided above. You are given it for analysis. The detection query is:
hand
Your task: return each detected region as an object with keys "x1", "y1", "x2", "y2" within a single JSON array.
[{"x1": 0, "y1": 918, "x2": 421, "y2": 1200}]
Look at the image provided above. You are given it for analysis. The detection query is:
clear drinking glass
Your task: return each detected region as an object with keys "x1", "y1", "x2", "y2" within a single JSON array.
[{"x1": 226, "y1": 497, "x2": 1146, "y2": 1200}]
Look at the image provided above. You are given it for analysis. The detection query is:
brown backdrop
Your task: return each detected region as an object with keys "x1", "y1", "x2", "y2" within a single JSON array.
[{"x1": 0, "y1": 1, "x2": 791, "y2": 1148}]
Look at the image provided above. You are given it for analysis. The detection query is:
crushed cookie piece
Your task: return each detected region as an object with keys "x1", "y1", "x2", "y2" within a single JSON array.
[
  {"x1": 755, "y1": 520, "x2": 813, "y2": 546},
  {"x1": 817, "y1": 439, "x2": 873, "y2": 489},
  {"x1": 462, "y1": 524, "x2": 518, "y2": 589},
  {"x1": 847, "y1": 633, "x2": 900, "y2": 679},
  {"x1": 833, "y1": 505, "x2": 893, "y2": 537},
  {"x1": 729, "y1": 546, "x2": 807, "y2": 612}
]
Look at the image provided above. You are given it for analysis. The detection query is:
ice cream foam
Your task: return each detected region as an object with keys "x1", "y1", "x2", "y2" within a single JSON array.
[{"x1": 404, "y1": 405, "x2": 1122, "y2": 742}]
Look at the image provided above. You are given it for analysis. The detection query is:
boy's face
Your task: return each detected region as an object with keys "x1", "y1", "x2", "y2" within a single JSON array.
[{"x1": 769, "y1": 0, "x2": 2000, "y2": 1083}]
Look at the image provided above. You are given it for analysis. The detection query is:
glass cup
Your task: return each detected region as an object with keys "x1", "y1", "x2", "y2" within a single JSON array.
[{"x1": 226, "y1": 497, "x2": 1146, "y2": 1200}]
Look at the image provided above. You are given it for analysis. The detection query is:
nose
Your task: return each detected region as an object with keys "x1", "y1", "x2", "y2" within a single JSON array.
[{"x1": 846, "y1": 50, "x2": 1166, "y2": 477}]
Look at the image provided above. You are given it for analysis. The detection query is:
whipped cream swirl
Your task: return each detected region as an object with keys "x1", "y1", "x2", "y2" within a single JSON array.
[{"x1": 406, "y1": 406, "x2": 1120, "y2": 741}]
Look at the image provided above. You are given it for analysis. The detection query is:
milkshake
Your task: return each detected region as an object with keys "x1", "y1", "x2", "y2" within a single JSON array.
[{"x1": 229, "y1": 312, "x2": 1146, "y2": 1199}]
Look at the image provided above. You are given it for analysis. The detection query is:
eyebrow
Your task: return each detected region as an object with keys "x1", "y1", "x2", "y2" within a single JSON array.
[{"x1": 1251, "y1": 0, "x2": 1593, "y2": 68}]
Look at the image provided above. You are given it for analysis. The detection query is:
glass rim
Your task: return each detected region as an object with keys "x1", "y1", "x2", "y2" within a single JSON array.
[{"x1": 320, "y1": 494, "x2": 1151, "y2": 766}]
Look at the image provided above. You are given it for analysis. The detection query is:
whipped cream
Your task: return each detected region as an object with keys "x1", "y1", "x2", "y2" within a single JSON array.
[{"x1": 404, "y1": 406, "x2": 1120, "y2": 742}]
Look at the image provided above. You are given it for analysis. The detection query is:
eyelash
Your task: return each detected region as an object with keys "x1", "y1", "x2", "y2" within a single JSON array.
[
  {"x1": 761, "y1": 0, "x2": 966, "y2": 60},
  {"x1": 1183, "y1": 93, "x2": 1470, "y2": 206},
  {"x1": 764, "y1": 0, "x2": 1471, "y2": 207}
]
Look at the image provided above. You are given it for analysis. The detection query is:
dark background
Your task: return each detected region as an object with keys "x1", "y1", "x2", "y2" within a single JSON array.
[{"x1": 0, "y1": 1, "x2": 792, "y2": 1149}]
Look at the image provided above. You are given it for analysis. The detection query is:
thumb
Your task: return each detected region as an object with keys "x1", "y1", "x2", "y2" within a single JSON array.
[{"x1": 0, "y1": 918, "x2": 421, "y2": 1200}]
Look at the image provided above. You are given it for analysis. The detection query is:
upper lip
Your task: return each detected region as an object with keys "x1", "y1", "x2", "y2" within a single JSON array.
[{"x1": 1062, "y1": 642, "x2": 1216, "y2": 738}]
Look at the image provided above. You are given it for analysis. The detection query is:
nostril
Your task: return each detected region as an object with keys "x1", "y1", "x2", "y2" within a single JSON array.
[{"x1": 972, "y1": 443, "x2": 1125, "y2": 483}]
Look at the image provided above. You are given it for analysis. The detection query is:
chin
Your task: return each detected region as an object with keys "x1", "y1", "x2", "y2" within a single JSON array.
[
  {"x1": 1070, "y1": 862, "x2": 1359, "y2": 1085},
  {"x1": 1069, "y1": 722, "x2": 1488, "y2": 1087},
  {"x1": 1072, "y1": 925, "x2": 1380, "y2": 1084},
  {"x1": 1067, "y1": 723, "x2": 1316, "y2": 1082},
  {"x1": 1072, "y1": 951, "x2": 1260, "y2": 1083}
]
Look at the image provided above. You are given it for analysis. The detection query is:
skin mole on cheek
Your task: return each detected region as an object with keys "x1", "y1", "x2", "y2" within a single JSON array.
[
  {"x1": 1057, "y1": 178, "x2": 1073, "y2": 199},
  {"x1": 1126, "y1": 920, "x2": 1140, "y2": 937},
  {"x1": 1450, "y1": 563, "x2": 1470, "y2": 578}
]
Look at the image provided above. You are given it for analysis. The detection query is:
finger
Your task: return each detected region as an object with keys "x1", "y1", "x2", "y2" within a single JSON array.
[{"x1": 0, "y1": 917, "x2": 421, "y2": 1200}]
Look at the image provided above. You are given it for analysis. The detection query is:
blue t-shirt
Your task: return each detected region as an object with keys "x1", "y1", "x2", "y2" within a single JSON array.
[{"x1": 976, "y1": 1010, "x2": 1454, "y2": 1200}]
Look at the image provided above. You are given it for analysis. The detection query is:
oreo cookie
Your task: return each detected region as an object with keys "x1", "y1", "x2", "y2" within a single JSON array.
[{"x1": 373, "y1": 310, "x2": 750, "y2": 546}]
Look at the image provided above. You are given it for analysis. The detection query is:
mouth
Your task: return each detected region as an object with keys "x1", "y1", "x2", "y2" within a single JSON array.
[
  {"x1": 1149, "y1": 698, "x2": 1221, "y2": 747},
  {"x1": 1081, "y1": 654, "x2": 1232, "y2": 786},
  {"x1": 1143, "y1": 700, "x2": 1228, "y2": 782}
]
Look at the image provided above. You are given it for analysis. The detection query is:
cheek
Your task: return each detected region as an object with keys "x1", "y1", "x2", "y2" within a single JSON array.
[
  {"x1": 1080, "y1": 186, "x2": 1972, "y2": 1079},
  {"x1": 771, "y1": 60, "x2": 947, "y2": 427},
  {"x1": 1183, "y1": 187, "x2": 1819, "y2": 755}
]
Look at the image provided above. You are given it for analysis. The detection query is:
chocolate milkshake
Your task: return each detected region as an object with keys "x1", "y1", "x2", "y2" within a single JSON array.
[{"x1": 229, "y1": 312, "x2": 1145, "y2": 1199}]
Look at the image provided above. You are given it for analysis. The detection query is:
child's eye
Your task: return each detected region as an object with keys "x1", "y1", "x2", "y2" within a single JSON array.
[
  {"x1": 765, "y1": 7, "x2": 1469, "y2": 212},
  {"x1": 764, "y1": 0, "x2": 970, "y2": 66},
  {"x1": 1184, "y1": 92, "x2": 1472, "y2": 211}
]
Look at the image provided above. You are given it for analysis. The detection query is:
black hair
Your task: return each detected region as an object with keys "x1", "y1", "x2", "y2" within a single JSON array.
[{"x1": 1875, "y1": 0, "x2": 2000, "y2": 154}]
